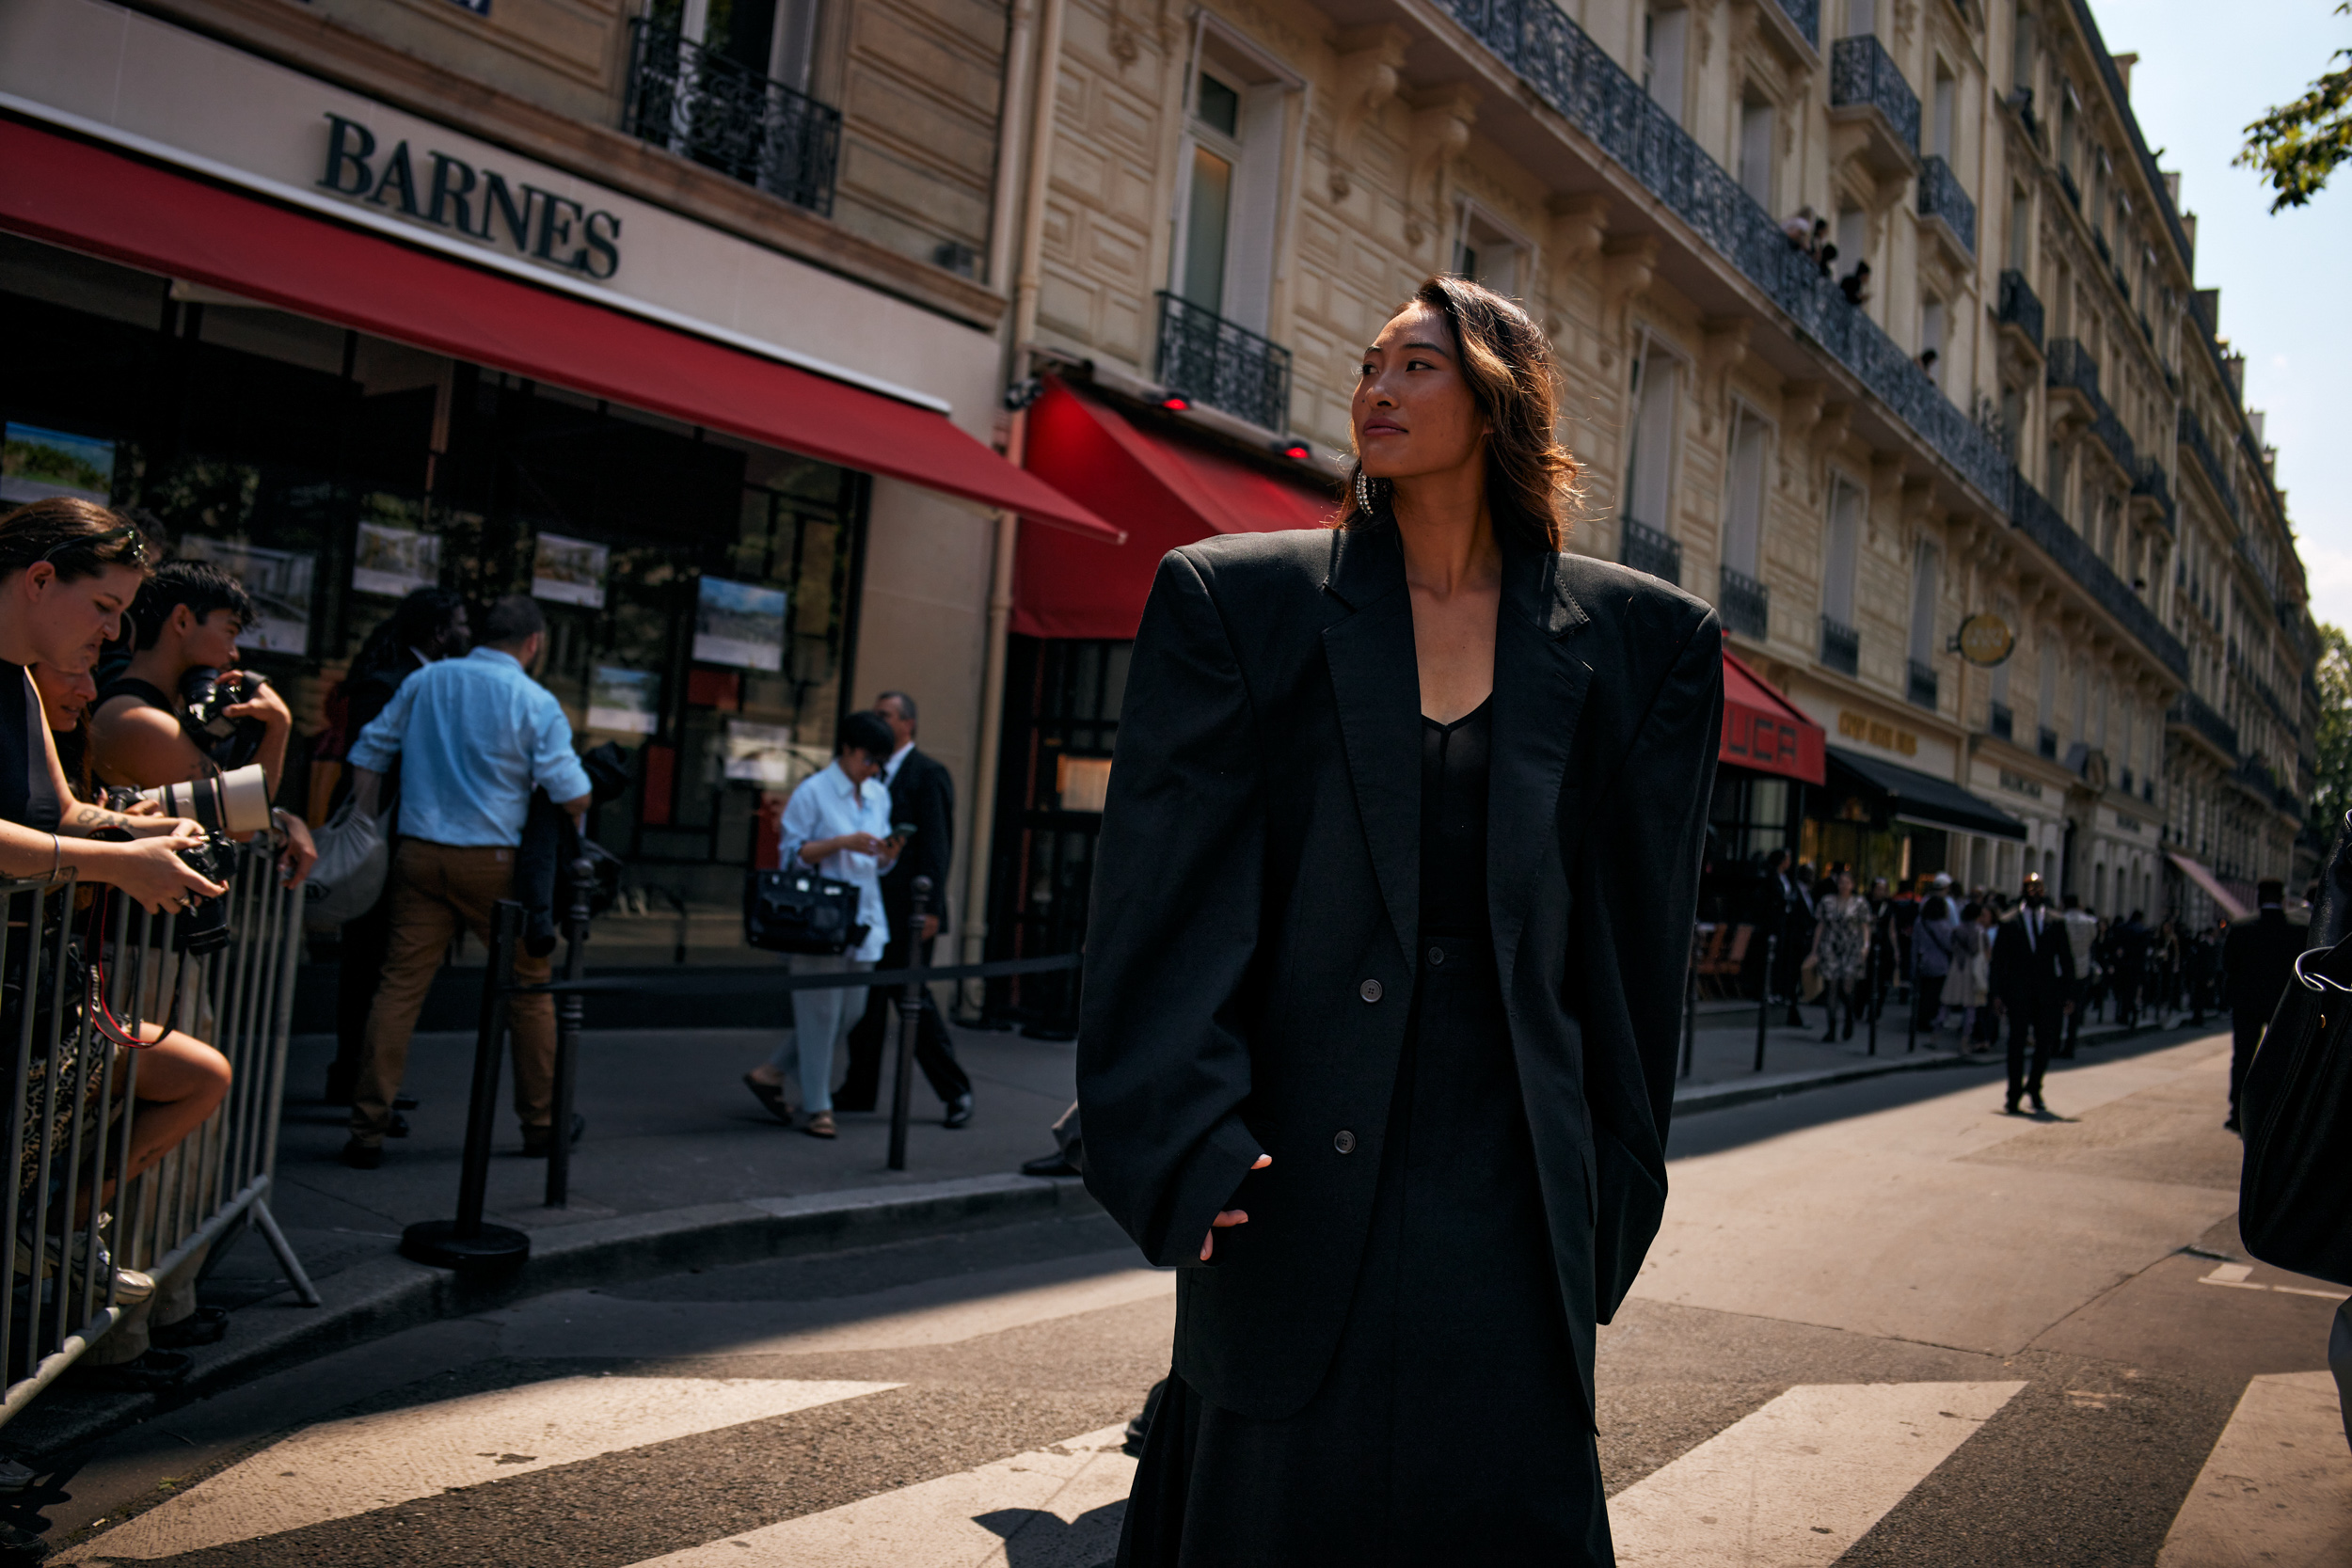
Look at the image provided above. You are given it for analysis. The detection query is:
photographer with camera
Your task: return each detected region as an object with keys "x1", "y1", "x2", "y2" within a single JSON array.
[{"x1": 86, "y1": 560, "x2": 318, "y2": 891}]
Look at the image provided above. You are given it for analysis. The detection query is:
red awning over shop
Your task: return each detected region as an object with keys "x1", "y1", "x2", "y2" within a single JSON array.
[
  {"x1": 2167, "y1": 851, "x2": 2252, "y2": 922},
  {"x1": 0, "y1": 118, "x2": 1120, "y2": 542},
  {"x1": 1014, "y1": 376, "x2": 1336, "y2": 640},
  {"x1": 1722, "y1": 651, "x2": 1826, "y2": 785}
]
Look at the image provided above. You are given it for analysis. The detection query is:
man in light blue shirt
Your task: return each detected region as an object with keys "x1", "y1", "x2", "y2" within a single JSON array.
[{"x1": 341, "y1": 595, "x2": 593, "y2": 1166}]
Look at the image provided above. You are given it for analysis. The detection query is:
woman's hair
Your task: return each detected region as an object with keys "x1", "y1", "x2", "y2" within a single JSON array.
[
  {"x1": 1959, "y1": 900, "x2": 1983, "y2": 923},
  {"x1": 1343, "y1": 276, "x2": 1580, "y2": 554},
  {"x1": 838, "y1": 709, "x2": 897, "y2": 763},
  {"x1": 0, "y1": 498, "x2": 152, "y2": 583},
  {"x1": 353, "y1": 586, "x2": 467, "y2": 675},
  {"x1": 1922, "y1": 895, "x2": 1951, "y2": 922}
]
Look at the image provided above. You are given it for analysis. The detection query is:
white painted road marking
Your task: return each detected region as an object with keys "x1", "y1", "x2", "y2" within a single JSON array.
[
  {"x1": 622, "y1": 1423, "x2": 1136, "y2": 1568},
  {"x1": 2198, "y1": 1262, "x2": 2345, "y2": 1301},
  {"x1": 1607, "y1": 1381, "x2": 2026, "y2": 1566},
  {"x1": 60, "y1": 1377, "x2": 898, "y2": 1563},
  {"x1": 2156, "y1": 1371, "x2": 2352, "y2": 1567}
]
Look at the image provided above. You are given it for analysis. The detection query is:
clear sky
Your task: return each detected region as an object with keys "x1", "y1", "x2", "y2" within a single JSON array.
[{"x1": 2087, "y1": 0, "x2": 2352, "y2": 634}]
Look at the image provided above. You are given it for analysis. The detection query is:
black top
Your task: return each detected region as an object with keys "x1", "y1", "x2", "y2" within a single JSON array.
[
  {"x1": 1419, "y1": 696, "x2": 1492, "y2": 941},
  {"x1": 0, "y1": 665, "x2": 62, "y2": 831}
]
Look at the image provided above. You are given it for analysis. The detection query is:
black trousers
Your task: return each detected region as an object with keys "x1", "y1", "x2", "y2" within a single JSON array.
[
  {"x1": 839, "y1": 931, "x2": 971, "y2": 1110},
  {"x1": 2231, "y1": 1013, "x2": 2265, "y2": 1121},
  {"x1": 2006, "y1": 995, "x2": 2063, "y2": 1101}
]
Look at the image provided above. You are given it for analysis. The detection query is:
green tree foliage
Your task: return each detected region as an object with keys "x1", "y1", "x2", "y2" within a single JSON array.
[
  {"x1": 2238, "y1": 5, "x2": 2352, "y2": 212},
  {"x1": 2312, "y1": 623, "x2": 2352, "y2": 843}
]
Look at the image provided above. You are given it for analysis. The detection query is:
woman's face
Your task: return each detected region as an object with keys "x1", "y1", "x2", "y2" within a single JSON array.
[
  {"x1": 14, "y1": 562, "x2": 143, "y2": 671},
  {"x1": 840, "y1": 748, "x2": 882, "y2": 784},
  {"x1": 29, "y1": 662, "x2": 97, "y2": 730},
  {"x1": 1352, "y1": 302, "x2": 1487, "y2": 483},
  {"x1": 1836, "y1": 872, "x2": 1854, "y2": 897}
]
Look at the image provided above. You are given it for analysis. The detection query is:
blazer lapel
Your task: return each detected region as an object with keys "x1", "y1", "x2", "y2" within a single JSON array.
[
  {"x1": 1487, "y1": 546, "x2": 1592, "y2": 1001},
  {"x1": 1322, "y1": 525, "x2": 1421, "y2": 966}
]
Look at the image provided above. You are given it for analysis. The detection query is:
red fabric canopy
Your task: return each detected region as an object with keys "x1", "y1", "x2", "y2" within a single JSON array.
[
  {"x1": 1014, "y1": 376, "x2": 1336, "y2": 640},
  {"x1": 1721, "y1": 651, "x2": 1826, "y2": 785},
  {"x1": 0, "y1": 118, "x2": 1119, "y2": 542}
]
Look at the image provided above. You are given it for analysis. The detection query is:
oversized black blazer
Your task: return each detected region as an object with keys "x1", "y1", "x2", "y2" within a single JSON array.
[
  {"x1": 1077, "y1": 520, "x2": 1723, "y2": 1425},
  {"x1": 1989, "y1": 911, "x2": 2077, "y2": 1005},
  {"x1": 881, "y1": 747, "x2": 953, "y2": 937}
]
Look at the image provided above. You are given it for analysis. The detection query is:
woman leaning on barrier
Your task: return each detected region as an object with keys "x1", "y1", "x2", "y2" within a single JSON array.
[{"x1": 1078, "y1": 277, "x2": 1724, "y2": 1563}]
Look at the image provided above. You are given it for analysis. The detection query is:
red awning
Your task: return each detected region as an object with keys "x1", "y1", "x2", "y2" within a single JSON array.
[
  {"x1": 0, "y1": 118, "x2": 1120, "y2": 542},
  {"x1": 1014, "y1": 376, "x2": 1335, "y2": 640},
  {"x1": 1721, "y1": 651, "x2": 1826, "y2": 785},
  {"x1": 2167, "y1": 851, "x2": 2251, "y2": 922}
]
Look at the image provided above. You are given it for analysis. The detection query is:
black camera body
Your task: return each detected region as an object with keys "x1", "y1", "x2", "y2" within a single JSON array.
[
  {"x1": 178, "y1": 667, "x2": 268, "y2": 770},
  {"x1": 102, "y1": 786, "x2": 239, "y2": 956}
]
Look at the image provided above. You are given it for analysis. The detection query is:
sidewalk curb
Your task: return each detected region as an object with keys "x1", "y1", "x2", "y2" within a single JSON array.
[
  {"x1": 1672, "y1": 1049, "x2": 1985, "y2": 1115},
  {"x1": 9, "y1": 1172, "x2": 1100, "y2": 1462}
]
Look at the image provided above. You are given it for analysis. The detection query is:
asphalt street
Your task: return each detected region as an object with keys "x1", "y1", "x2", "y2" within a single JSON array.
[{"x1": 22, "y1": 1023, "x2": 2351, "y2": 1565}]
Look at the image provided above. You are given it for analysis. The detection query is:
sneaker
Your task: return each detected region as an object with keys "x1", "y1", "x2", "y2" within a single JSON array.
[
  {"x1": 520, "y1": 1114, "x2": 586, "y2": 1157},
  {"x1": 13, "y1": 1223, "x2": 154, "y2": 1308}
]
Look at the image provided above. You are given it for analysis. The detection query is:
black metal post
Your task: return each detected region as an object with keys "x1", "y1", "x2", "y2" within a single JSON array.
[
  {"x1": 887, "y1": 877, "x2": 932, "y2": 1173},
  {"x1": 403, "y1": 901, "x2": 530, "y2": 1271},
  {"x1": 1906, "y1": 924, "x2": 1920, "y2": 1054},
  {"x1": 547, "y1": 854, "x2": 595, "y2": 1209},
  {"x1": 1867, "y1": 958, "x2": 1879, "y2": 1056},
  {"x1": 1680, "y1": 931, "x2": 1698, "y2": 1080},
  {"x1": 1755, "y1": 932, "x2": 1775, "y2": 1073}
]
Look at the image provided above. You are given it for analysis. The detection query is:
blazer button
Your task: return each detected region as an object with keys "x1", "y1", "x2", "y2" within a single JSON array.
[
  {"x1": 1359, "y1": 978, "x2": 1383, "y2": 1003},
  {"x1": 1334, "y1": 1130, "x2": 1357, "y2": 1154},
  {"x1": 1428, "y1": 945, "x2": 1446, "y2": 966}
]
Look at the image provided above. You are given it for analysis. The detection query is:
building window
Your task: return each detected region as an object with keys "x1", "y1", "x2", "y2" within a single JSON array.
[
  {"x1": 1906, "y1": 541, "x2": 1940, "y2": 707},
  {"x1": 1643, "y1": 4, "x2": 1690, "y2": 124},
  {"x1": 1842, "y1": 0, "x2": 1877, "y2": 36},
  {"x1": 2008, "y1": 189, "x2": 2030, "y2": 271},
  {"x1": 1822, "y1": 472, "x2": 1864, "y2": 630},
  {"x1": 2011, "y1": 7, "x2": 2036, "y2": 94},
  {"x1": 1623, "y1": 337, "x2": 1682, "y2": 538},
  {"x1": 1931, "y1": 68, "x2": 1957, "y2": 162},
  {"x1": 1454, "y1": 203, "x2": 1529, "y2": 299},
  {"x1": 1170, "y1": 40, "x2": 1290, "y2": 337},
  {"x1": 1738, "y1": 96, "x2": 1776, "y2": 206},
  {"x1": 1919, "y1": 296, "x2": 1946, "y2": 392}
]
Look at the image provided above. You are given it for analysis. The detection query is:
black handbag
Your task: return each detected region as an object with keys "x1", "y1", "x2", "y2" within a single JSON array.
[
  {"x1": 743, "y1": 867, "x2": 867, "y2": 956},
  {"x1": 2239, "y1": 810, "x2": 2352, "y2": 1284}
]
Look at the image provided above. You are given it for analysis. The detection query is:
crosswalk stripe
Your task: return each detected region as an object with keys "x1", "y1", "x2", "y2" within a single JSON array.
[
  {"x1": 1608, "y1": 1381, "x2": 2026, "y2": 1565},
  {"x1": 619, "y1": 1423, "x2": 1136, "y2": 1568},
  {"x1": 2156, "y1": 1371, "x2": 2352, "y2": 1566},
  {"x1": 61, "y1": 1377, "x2": 898, "y2": 1563}
]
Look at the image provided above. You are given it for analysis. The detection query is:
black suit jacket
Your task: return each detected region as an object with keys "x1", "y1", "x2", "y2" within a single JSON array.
[
  {"x1": 1990, "y1": 908, "x2": 2076, "y2": 1006},
  {"x1": 2224, "y1": 909, "x2": 2302, "y2": 1020},
  {"x1": 1077, "y1": 523, "x2": 1723, "y2": 1425},
  {"x1": 881, "y1": 747, "x2": 953, "y2": 938}
]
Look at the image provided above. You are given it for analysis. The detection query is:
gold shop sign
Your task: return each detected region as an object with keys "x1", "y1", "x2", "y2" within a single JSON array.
[{"x1": 1837, "y1": 711, "x2": 1917, "y2": 756}]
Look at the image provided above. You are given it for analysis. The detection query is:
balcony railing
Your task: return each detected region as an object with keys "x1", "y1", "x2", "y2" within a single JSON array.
[
  {"x1": 1820, "y1": 614, "x2": 1859, "y2": 676},
  {"x1": 2131, "y1": 455, "x2": 2175, "y2": 531},
  {"x1": 2010, "y1": 469, "x2": 2188, "y2": 680},
  {"x1": 1620, "y1": 518, "x2": 1682, "y2": 584},
  {"x1": 2167, "y1": 691, "x2": 2238, "y2": 757},
  {"x1": 1829, "y1": 36, "x2": 1921, "y2": 153},
  {"x1": 1906, "y1": 657, "x2": 1939, "y2": 709},
  {"x1": 1420, "y1": 0, "x2": 2011, "y2": 508},
  {"x1": 2177, "y1": 405, "x2": 2242, "y2": 525},
  {"x1": 624, "y1": 21, "x2": 842, "y2": 214},
  {"x1": 2045, "y1": 338, "x2": 2137, "y2": 476},
  {"x1": 1155, "y1": 293, "x2": 1293, "y2": 433},
  {"x1": 1772, "y1": 0, "x2": 1820, "y2": 46},
  {"x1": 1917, "y1": 156, "x2": 1976, "y2": 255},
  {"x1": 1719, "y1": 565, "x2": 1770, "y2": 640},
  {"x1": 1989, "y1": 701, "x2": 2013, "y2": 741},
  {"x1": 1996, "y1": 269, "x2": 2044, "y2": 350}
]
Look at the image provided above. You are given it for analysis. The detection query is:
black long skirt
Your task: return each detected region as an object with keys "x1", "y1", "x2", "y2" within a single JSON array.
[{"x1": 1118, "y1": 934, "x2": 1610, "y2": 1566}]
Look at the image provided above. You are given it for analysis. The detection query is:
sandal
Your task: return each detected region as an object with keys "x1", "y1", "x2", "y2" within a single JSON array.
[
  {"x1": 743, "y1": 1073, "x2": 794, "y2": 1127},
  {"x1": 151, "y1": 1306, "x2": 231, "y2": 1349},
  {"x1": 803, "y1": 1111, "x2": 836, "y2": 1139}
]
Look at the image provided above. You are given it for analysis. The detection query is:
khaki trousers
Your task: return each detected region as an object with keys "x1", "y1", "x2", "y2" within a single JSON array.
[{"x1": 351, "y1": 841, "x2": 554, "y2": 1146}]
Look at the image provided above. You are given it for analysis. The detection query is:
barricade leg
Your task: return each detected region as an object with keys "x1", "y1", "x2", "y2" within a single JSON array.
[
  {"x1": 887, "y1": 878, "x2": 934, "y2": 1173},
  {"x1": 402, "y1": 902, "x2": 530, "y2": 1272}
]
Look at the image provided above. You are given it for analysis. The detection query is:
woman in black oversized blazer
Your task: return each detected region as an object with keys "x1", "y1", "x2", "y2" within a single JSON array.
[{"x1": 1080, "y1": 278, "x2": 1724, "y2": 1564}]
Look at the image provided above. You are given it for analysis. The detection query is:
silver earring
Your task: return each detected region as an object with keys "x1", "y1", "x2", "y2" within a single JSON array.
[{"x1": 1355, "y1": 468, "x2": 1377, "y2": 517}]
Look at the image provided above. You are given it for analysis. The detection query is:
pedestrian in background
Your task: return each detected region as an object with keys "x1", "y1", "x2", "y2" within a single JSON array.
[
  {"x1": 2060, "y1": 892, "x2": 2098, "y2": 1055},
  {"x1": 837, "y1": 690, "x2": 974, "y2": 1128},
  {"x1": 2185, "y1": 918, "x2": 2220, "y2": 1025},
  {"x1": 1766, "y1": 847, "x2": 1814, "y2": 1028},
  {"x1": 2222, "y1": 879, "x2": 2303, "y2": 1133},
  {"x1": 1808, "y1": 869, "x2": 1870, "y2": 1043},
  {"x1": 341, "y1": 595, "x2": 591, "y2": 1167},
  {"x1": 742, "y1": 709, "x2": 900, "y2": 1140},
  {"x1": 1913, "y1": 889, "x2": 1958, "y2": 1036},
  {"x1": 1943, "y1": 900, "x2": 1991, "y2": 1042},
  {"x1": 1991, "y1": 874, "x2": 2075, "y2": 1115}
]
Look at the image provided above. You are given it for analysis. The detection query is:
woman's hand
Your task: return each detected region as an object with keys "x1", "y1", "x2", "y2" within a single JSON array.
[
  {"x1": 1200, "y1": 1154, "x2": 1273, "y2": 1260},
  {"x1": 87, "y1": 832, "x2": 229, "y2": 914}
]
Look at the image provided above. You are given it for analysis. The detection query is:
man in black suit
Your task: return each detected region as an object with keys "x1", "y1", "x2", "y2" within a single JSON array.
[
  {"x1": 2223, "y1": 879, "x2": 2304, "y2": 1132},
  {"x1": 838, "y1": 691, "x2": 975, "y2": 1126},
  {"x1": 1990, "y1": 873, "x2": 2076, "y2": 1115},
  {"x1": 1763, "y1": 847, "x2": 1814, "y2": 1026}
]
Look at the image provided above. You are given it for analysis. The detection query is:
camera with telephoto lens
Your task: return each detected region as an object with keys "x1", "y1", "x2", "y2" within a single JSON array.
[
  {"x1": 178, "y1": 667, "x2": 268, "y2": 770},
  {"x1": 108, "y1": 766, "x2": 271, "y2": 957}
]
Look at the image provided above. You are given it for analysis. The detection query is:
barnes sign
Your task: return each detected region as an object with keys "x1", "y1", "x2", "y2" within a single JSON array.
[{"x1": 316, "y1": 114, "x2": 622, "y2": 280}]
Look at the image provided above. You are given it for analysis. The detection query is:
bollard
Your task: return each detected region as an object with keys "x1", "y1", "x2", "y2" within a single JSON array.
[
  {"x1": 887, "y1": 877, "x2": 933, "y2": 1173},
  {"x1": 402, "y1": 901, "x2": 530, "y2": 1272},
  {"x1": 1755, "y1": 932, "x2": 1775, "y2": 1074},
  {"x1": 546, "y1": 853, "x2": 596, "y2": 1210},
  {"x1": 1867, "y1": 971, "x2": 1879, "y2": 1056},
  {"x1": 1906, "y1": 927, "x2": 1919, "y2": 1054},
  {"x1": 1680, "y1": 933, "x2": 1697, "y2": 1080}
]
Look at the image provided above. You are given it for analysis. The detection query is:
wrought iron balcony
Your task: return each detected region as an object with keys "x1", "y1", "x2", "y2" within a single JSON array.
[
  {"x1": 1917, "y1": 156, "x2": 1976, "y2": 256},
  {"x1": 1820, "y1": 614, "x2": 1859, "y2": 676},
  {"x1": 2176, "y1": 405, "x2": 2241, "y2": 525},
  {"x1": 624, "y1": 20, "x2": 841, "y2": 214},
  {"x1": 1907, "y1": 657, "x2": 1939, "y2": 710},
  {"x1": 1620, "y1": 518, "x2": 1682, "y2": 584},
  {"x1": 1829, "y1": 36, "x2": 1921, "y2": 155},
  {"x1": 1996, "y1": 269, "x2": 2044, "y2": 350},
  {"x1": 2045, "y1": 339, "x2": 2137, "y2": 476},
  {"x1": 1154, "y1": 293, "x2": 1293, "y2": 433},
  {"x1": 1772, "y1": 0, "x2": 1820, "y2": 46},
  {"x1": 2010, "y1": 469, "x2": 2188, "y2": 680},
  {"x1": 1989, "y1": 701, "x2": 2013, "y2": 742},
  {"x1": 1418, "y1": 0, "x2": 2012, "y2": 511},
  {"x1": 2167, "y1": 691, "x2": 2238, "y2": 758},
  {"x1": 1719, "y1": 565, "x2": 1770, "y2": 640}
]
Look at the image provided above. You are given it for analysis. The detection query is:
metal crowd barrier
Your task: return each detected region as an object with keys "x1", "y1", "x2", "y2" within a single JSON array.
[{"x1": 0, "y1": 838, "x2": 315, "y2": 1429}]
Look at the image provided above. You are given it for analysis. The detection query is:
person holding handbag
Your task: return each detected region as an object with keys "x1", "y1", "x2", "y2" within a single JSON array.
[{"x1": 743, "y1": 709, "x2": 900, "y2": 1139}]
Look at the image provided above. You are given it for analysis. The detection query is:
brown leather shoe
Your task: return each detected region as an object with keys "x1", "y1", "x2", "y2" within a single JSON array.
[{"x1": 803, "y1": 1111, "x2": 836, "y2": 1139}]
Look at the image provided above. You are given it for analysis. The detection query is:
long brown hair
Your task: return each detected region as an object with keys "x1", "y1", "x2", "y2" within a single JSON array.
[
  {"x1": 1342, "y1": 276, "x2": 1580, "y2": 553},
  {"x1": 0, "y1": 497, "x2": 152, "y2": 582}
]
